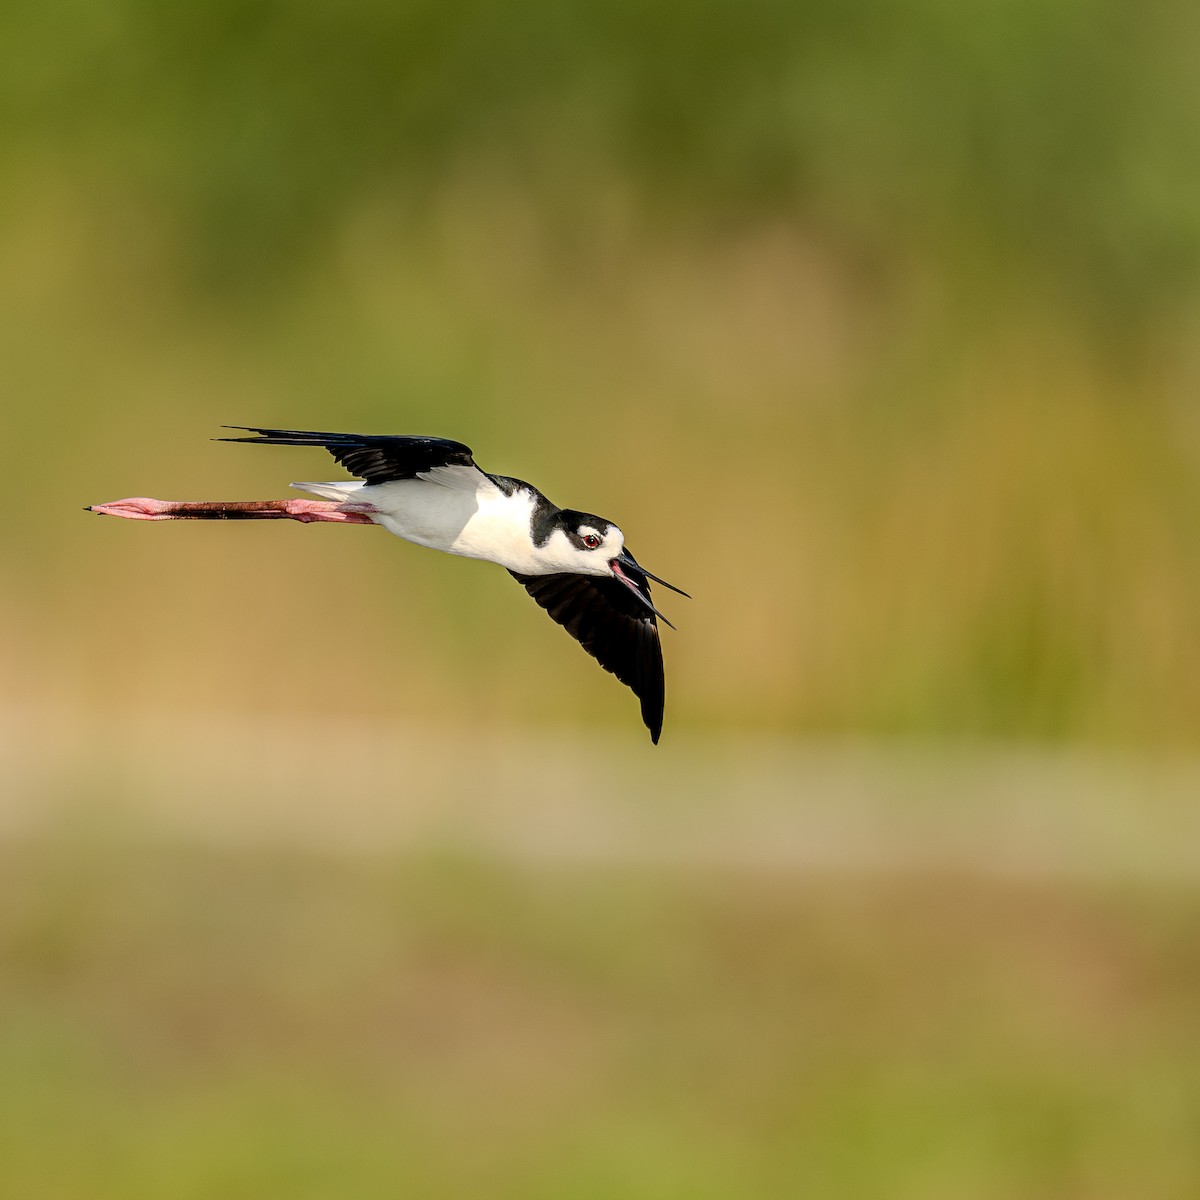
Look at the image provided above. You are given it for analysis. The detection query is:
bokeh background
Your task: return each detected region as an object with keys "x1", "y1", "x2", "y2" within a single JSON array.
[{"x1": 4, "y1": 1, "x2": 1200, "y2": 1195}]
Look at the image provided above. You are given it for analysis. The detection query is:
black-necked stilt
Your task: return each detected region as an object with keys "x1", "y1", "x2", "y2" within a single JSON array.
[{"x1": 88, "y1": 427, "x2": 688, "y2": 742}]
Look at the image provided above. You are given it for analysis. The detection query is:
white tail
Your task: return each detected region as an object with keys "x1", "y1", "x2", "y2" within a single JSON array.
[{"x1": 290, "y1": 480, "x2": 367, "y2": 502}]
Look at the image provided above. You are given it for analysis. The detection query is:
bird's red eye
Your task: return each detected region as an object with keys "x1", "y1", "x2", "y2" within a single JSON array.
[{"x1": 582, "y1": 533, "x2": 602, "y2": 549}]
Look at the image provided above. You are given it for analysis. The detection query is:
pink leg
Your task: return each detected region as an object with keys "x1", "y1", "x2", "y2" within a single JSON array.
[{"x1": 86, "y1": 497, "x2": 378, "y2": 524}]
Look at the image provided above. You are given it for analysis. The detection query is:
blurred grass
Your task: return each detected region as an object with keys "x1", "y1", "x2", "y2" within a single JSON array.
[
  {"x1": 3, "y1": 0, "x2": 1200, "y2": 742},
  {"x1": 4, "y1": 0, "x2": 1197, "y2": 317},
  {"x1": 1, "y1": 836, "x2": 1199, "y2": 1199},
  {"x1": 6, "y1": 7, "x2": 1200, "y2": 1193}
]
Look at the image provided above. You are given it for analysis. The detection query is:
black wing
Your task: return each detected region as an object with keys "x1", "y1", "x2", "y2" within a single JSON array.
[
  {"x1": 219, "y1": 427, "x2": 477, "y2": 485},
  {"x1": 509, "y1": 569, "x2": 666, "y2": 744}
]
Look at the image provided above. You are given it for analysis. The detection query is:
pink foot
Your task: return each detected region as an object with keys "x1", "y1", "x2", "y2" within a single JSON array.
[{"x1": 87, "y1": 497, "x2": 180, "y2": 521}]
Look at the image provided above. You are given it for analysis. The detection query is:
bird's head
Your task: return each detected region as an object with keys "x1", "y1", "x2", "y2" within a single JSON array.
[
  {"x1": 543, "y1": 510, "x2": 626, "y2": 576},
  {"x1": 542, "y1": 510, "x2": 690, "y2": 623}
]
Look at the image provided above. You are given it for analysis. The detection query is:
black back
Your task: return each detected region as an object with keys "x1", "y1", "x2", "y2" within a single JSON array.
[
  {"x1": 509, "y1": 566, "x2": 665, "y2": 743},
  {"x1": 219, "y1": 427, "x2": 476, "y2": 484}
]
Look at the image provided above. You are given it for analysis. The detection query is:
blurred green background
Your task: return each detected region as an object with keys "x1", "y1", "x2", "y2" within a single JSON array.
[{"x1": 4, "y1": 0, "x2": 1200, "y2": 1195}]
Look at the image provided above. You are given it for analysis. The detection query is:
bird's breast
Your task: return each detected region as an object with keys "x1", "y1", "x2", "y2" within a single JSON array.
[{"x1": 365, "y1": 480, "x2": 541, "y2": 571}]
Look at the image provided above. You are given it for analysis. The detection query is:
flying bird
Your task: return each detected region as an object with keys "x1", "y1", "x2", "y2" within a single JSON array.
[{"x1": 87, "y1": 427, "x2": 687, "y2": 742}]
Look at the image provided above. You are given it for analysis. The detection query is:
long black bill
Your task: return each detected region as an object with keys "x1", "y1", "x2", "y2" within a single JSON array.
[
  {"x1": 611, "y1": 552, "x2": 687, "y2": 629},
  {"x1": 614, "y1": 552, "x2": 691, "y2": 598}
]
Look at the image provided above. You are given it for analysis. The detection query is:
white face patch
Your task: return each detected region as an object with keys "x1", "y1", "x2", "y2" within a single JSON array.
[
  {"x1": 579, "y1": 525, "x2": 625, "y2": 558},
  {"x1": 599, "y1": 525, "x2": 625, "y2": 558},
  {"x1": 535, "y1": 523, "x2": 626, "y2": 576}
]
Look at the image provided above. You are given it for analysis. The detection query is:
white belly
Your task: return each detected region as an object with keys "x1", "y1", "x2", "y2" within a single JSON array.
[{"x1": 363, "y1": 479, "x2": 542, "y2": 572}]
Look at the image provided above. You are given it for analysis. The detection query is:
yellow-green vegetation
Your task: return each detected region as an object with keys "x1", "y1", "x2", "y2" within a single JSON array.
[
  {"x1": 2, "y1": 837, "x2": 1199, "y2": 1199},
  {"x1": 5, "y1": 0, "x2": 1200, "y2": 742},
  {"x1": 5, "y1": 4, "x2": 1200, "y2": 1193}
]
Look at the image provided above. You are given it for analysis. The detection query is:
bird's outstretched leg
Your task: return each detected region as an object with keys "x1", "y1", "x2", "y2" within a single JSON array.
[{"x1": 86, "y1": 497, "x2": 377, "y2": 524}]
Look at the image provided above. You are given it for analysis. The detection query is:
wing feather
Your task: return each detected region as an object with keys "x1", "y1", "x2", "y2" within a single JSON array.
[
  {"x1": 219, "y1": 427, "x2": 478, "y2": 485},
  {"x1": 510, "y1": 568, "x2": 666, "y2": 743}
]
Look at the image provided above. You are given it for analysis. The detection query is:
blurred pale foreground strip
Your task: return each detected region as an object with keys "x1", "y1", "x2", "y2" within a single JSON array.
[{"x1": 5, "y1": 708, "x2": 1197, "y2": 882}]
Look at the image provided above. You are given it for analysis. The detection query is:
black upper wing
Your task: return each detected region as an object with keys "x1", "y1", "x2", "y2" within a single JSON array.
[
  {"x1": 219, "y1": 427, "x2": 477, "y2": 484},
  {"x1": 509, "y1": 568, "x2": 666, "y2": 743}
]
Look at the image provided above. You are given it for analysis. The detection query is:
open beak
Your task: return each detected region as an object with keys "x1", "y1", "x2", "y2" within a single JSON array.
[
  {"x1": 611, "y1": 551, "x2": 690, "y2": 628},
  {"x1": 615, "y1": 552, "x2": 691, "y2": 598}
]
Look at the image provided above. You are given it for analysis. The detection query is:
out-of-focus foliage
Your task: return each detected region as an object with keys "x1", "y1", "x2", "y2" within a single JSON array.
[
  {"x1": 5, "y1": 0, "x2": 1197, "y2": 313},
  {"x1": 4, "y1": 838, "x2": 1200, "y2": 1199},
  {"x1": 5, "y1": 6, "x2": 1200, "y2": 1192},
  {"x1": 4, "y1": 0, "x2": 1200, "y2": 741}
]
